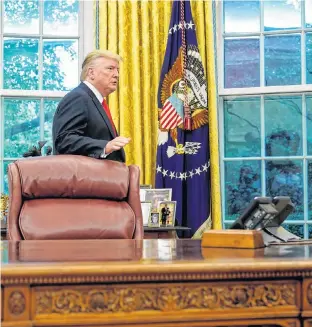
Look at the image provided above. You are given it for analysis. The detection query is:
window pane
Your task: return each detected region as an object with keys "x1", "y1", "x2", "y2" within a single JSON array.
[
  {"x1": 225, "y1": 161, "x2": 261, "y2": 221},
  {"x1": 264, "y1": 0, "x2": 301, "y2": 31},
  {"x1": 308, "y1": 225, "x2": 312, "y2": 238},
  {"x1": 307, "y1": 33, "x2": 312, "y2": 84},
  {"x1": 43, "y1": 0, "x2": 79, "y2": 36},
  {"x1": 44, "y1": 99, "x2": 60, "y2": 152},
  {"x1": 308, "y1": 160, "x2": 312, "y2": 220},
  {"x1": 307, "y1": 96, "x2": 312, "y2": 155},
  {"x1": 306, "y1": 0, "x2": 312, "y2": 28},
  {"x1": 3, "y1": 161, "x2": 14, "y2": 195},
  {"x1": 4, "y1": 0, "x2": 39, "y2": 34},
  {"x1": 265, "y1": 35, "x2": 301, "y2": 86},
  {"x1": 224, "y1": 38, "x2": 260, "y2": 88},
  {"x1": 282, "y1": 224, "x2": 304, "y2": 238},
  {"x1": 4, "y1": 98, "x2": 40, "y2": 158},
  {"x1": 265, "y1": 96, "x2": 302, "y2": 156},
  {"x1": 266, "y1": 160, "x2": 303, "y2": 220},
  {"x1": 4, "y1": 38, "x2": 39, "y2": 90},
  {"x1": 223, "y1": 223, "x2": 232, "y2": 229},
  {"x1": 224, "y1": 97, "x2": 261, "y2": 157},
  {"x1": 224, "y1": 1, "x2": 260, "y2": 34},
  {"x1": 43, "y1": 40, "x2": 78, "y2": 91}
]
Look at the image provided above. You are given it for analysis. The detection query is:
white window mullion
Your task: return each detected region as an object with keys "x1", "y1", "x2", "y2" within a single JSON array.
[
  {"x1": 40, "y1": 98, "x2": 44, "y2": 143},
  {"x1": 223, "y1": 155, "x2": 312, "y2": 161},
  {"x1": 260, "y1": 95, "x2": 266, "y2": 196},
  {"x1": 220, "y1": 85, "x2": 312, "y2": 96},
  {"x1": 82, "y1": 0, "x2": 94, "y2": 57},
  {"x1": 302, "y1": 31, "x2": 307, "y2": 85},
  {"x1": 38, "y1": 0, "x2": 43, "y2": 90},
  {"x1": 302, "y1": 94, "x2": 308, "y2": 238},
  {"x1": 0, "y1": 98, "x2": 3, "y2": 195},
  {"x1": 218, "y1": 97, "x2": 226, "y2": 227},
  {"x1": 0, "y1": 0, "x2": 3, "y2": 195},
  {"x1": 302, "y1": 0, "x2": 307, "y2": 85},
  {"x1": 218, "y1": 0, "x2": 224, "y2": 95},
  {"x1": 0, "y1": 0, "x2": 3, "y2": 90},
  {"x1": 260, "y1": 0, "x2": 264, "y2": 87},
  {"x1": 0, "y1": 90, "x2": 67, "y2": 98}
]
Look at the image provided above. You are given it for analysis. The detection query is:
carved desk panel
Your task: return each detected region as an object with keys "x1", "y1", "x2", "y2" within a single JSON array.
[{"x1": 1, "y1": 239, "x2": 312, "y2": 327}]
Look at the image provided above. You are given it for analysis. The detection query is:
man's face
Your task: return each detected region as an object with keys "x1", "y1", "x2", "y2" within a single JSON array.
[{"x1": 90, "y1": 57, "x2": 119, "y2": 96}]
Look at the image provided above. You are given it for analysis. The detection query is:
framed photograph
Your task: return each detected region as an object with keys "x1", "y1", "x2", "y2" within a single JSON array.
[
  {"x1": 144, "y1": 188, "x2": 172, "y2": 212},
  {"x1": 139, "y1": 184, "x2": 152, "y2": 201},
  {"x1": 148, "y1": 212, "x2": 160, "y2": 227},
  {"x1": 158, "y1": 201, "x2": 176, "y2": 227},
  {"x1": 141, "y1": 201, "x2": 152, "y2": 226}
]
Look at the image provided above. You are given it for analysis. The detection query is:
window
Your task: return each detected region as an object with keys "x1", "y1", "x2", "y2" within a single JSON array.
[
  {"x1": 0, "y1": 0, "x2": 93, "y2": 195},
  {"x1": 219, "y1": 0, "x2": 312, "y2": 238}
]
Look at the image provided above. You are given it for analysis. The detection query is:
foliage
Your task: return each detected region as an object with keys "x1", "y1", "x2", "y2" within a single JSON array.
[
  {"x1": 4, "y1": 0, "x2": 78, "y2": 27},
  {"x1": 4, "y1": 38, "x2": 77, "y2": 91},
  {"x1": 226, "y1": 164, "x2": 261, "y2": 218}
]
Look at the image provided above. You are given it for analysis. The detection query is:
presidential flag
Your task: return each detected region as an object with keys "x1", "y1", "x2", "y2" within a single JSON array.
[{"x1": 156, "y1": 0, "x2": 211, "y2": 236}]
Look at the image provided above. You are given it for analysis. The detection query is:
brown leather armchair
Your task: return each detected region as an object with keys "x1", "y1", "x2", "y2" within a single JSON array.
[{"x1": 7, "y1": 155, "x2": 143, "y2": 240}]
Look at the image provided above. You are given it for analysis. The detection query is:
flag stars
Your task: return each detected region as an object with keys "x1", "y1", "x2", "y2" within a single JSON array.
[
  {"x1": 156, "y1": 162, "x2": 209, "y2": 180},
  {"x1": 195, "y1": 167, "x2": 202, "y2": 175},
  {"x1": 169, "y1": 20, "x2": 195, "y2": 35},
  {"x1": 202, "y1": 163, "x2": 208, "y2": 172},
  {"x1": 169, "y1": 171, "x2": 175, "y2": 179},
  {"x1": 187, "y1": 20, "x2": 195, "y2": 29}
]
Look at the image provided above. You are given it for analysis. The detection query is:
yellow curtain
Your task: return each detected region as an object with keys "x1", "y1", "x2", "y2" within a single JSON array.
[{"x1": 96, "y1": 0, "x2": 222, "y2": 229}]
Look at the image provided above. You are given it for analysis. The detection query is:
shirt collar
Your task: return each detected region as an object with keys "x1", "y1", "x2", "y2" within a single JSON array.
[{"x1": 83, "y1": 81, "x2": 104, "y2": 104}]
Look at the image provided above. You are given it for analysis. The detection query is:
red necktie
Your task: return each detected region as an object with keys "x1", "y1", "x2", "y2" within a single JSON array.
[{"x1": 102, "y1": 99, "x2": 116, "y2": 137}]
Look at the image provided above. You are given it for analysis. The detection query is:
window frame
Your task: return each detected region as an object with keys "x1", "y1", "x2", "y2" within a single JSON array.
[
  {"x1": 0, "y1": 0, "x2": 94, "y2": 194},
  {"x1": 216, "y1": 0, "x2": 312, "y2": 238}
]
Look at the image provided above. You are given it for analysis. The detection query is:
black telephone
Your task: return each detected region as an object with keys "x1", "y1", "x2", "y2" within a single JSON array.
[
  {"x1": 230, "y1": 196, "x2": 298, "y2": 244},
  {"x1": 229, "y1": 197, "x2": 277, "y2": 230}
]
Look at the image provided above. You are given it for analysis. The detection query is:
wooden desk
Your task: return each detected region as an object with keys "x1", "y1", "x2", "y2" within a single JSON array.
[{"x1": 1, "y1": 239, "x2": 312, "y2": 327}]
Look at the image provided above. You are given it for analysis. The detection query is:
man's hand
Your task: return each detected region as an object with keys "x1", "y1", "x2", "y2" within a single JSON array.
[{"x1": 105, "y1": 136, "x2": 131, "y2": 154}]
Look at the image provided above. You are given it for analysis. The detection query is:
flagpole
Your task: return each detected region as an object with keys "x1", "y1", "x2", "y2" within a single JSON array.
[{"x1": 180, "y1": 0, "x2": 191, "y2": 130}]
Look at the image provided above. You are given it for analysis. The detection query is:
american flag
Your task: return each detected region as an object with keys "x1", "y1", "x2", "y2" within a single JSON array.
[
  {"x1": 156, "y1": 0, "x2": 211, "y2": 237},
  {"x1": 159, "y1": 99, "x2": 183, "y2": 129}
]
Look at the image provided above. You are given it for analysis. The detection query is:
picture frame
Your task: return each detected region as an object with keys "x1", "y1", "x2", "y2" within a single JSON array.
[
  {"x1": 144, "y1": 188, "x2": 172, "y2": 212},
  {"x1": 158, "y1": 201, "x2": 176, "y2": 227},
  {"x1": 139, "y1": 184, "x2": 152, "y2": 201},
  {"x1": 141, "y1": 201, "x2": 152, "y2": 226},
  {"x1": 148, "y1": 212, "x2": 160, "y2": 227}
]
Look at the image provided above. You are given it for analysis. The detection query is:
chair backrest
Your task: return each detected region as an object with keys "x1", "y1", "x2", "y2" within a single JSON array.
[{"x1": 7, "y1": 155, "x2": 143, "y2": 240}]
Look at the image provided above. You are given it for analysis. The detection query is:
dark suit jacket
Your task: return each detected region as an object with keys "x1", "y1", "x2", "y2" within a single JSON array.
[{"x1": 52, "y1": 83, "x2": 125, "y2": 162}]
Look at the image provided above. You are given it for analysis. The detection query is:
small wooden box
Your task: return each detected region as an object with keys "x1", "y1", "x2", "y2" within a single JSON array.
[{"x1": 201, "y1": 229, "x2": 265, "y2": 249}]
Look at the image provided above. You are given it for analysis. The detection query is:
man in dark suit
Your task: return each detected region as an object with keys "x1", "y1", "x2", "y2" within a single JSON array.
[{"x1": 52, "y1": 50, "x2": 130, "y2": 162}]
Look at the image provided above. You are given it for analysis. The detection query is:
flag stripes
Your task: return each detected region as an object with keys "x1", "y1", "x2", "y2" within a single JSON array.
[{"x1": 160, "y1": 100, "x2": 183, "y2": 129}]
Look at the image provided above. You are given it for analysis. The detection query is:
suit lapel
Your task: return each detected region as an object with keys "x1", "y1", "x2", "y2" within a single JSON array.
[
  {"x1": 78, "y1": 83, "x2": 126, "y2": 162},
  {"x1": 78, "y1": 83, "x2": 116, "y2": 138}
]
